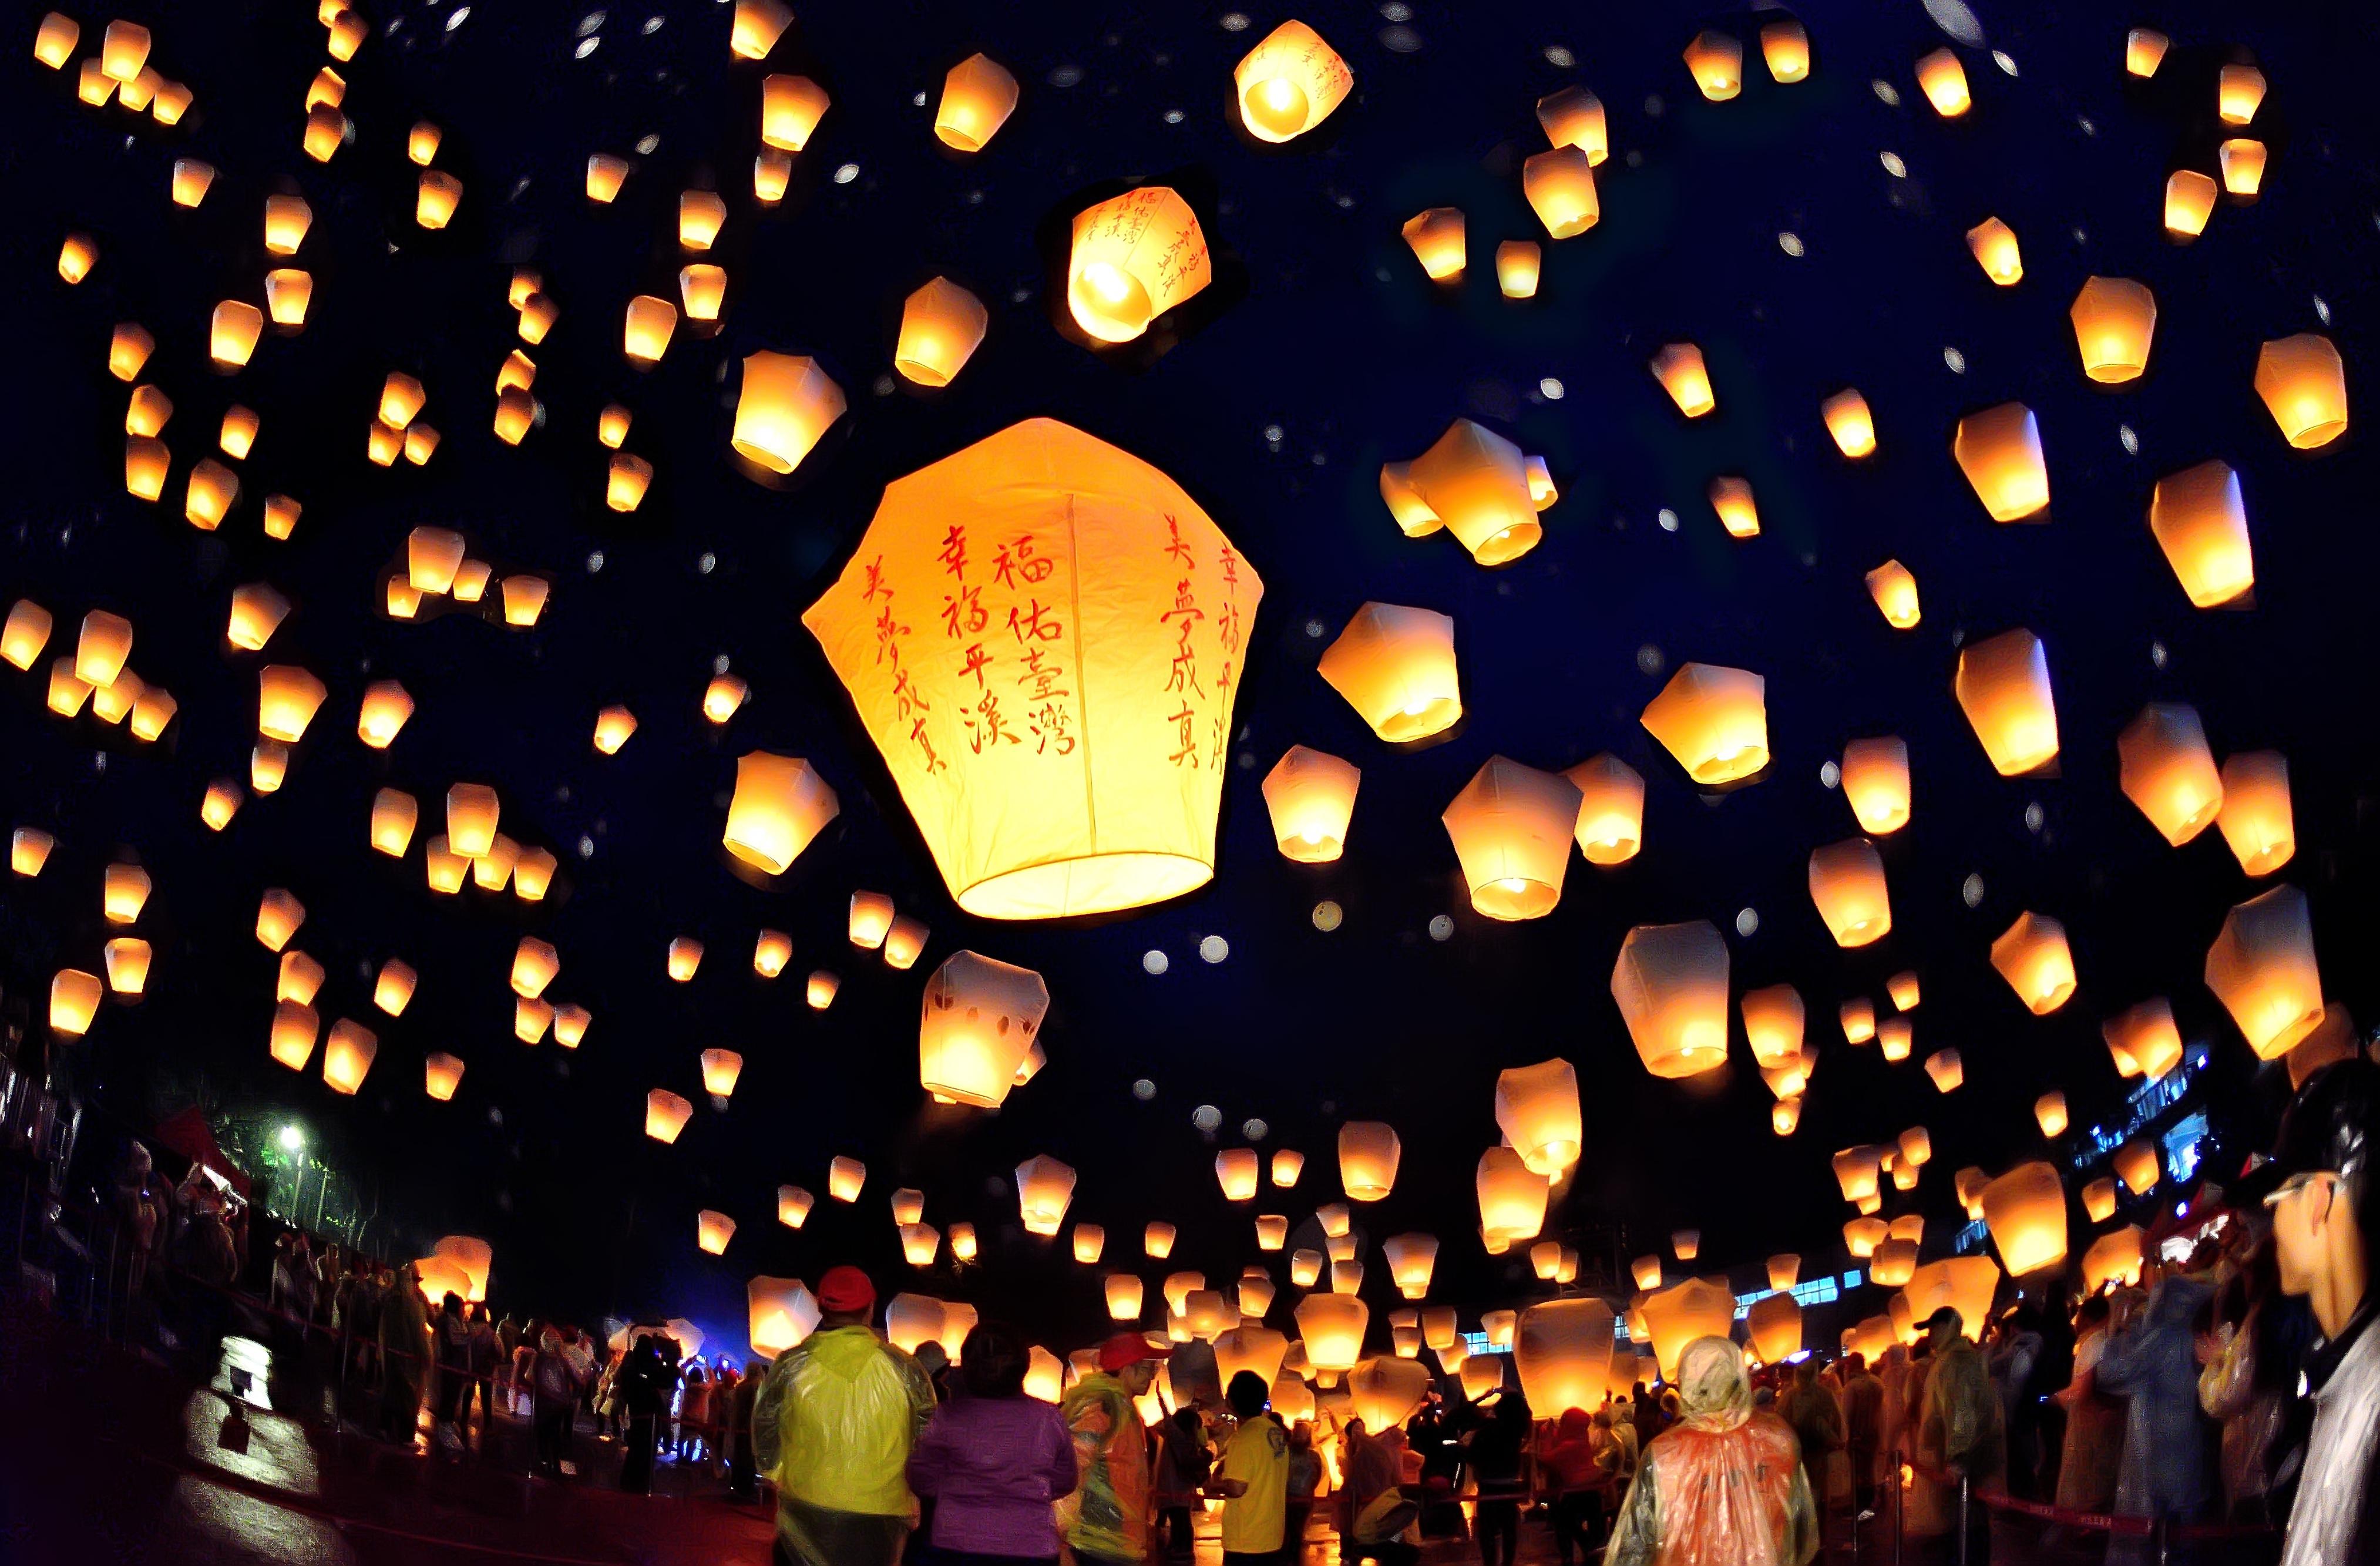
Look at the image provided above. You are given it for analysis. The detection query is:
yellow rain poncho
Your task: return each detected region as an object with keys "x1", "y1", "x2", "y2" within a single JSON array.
[{"x1": 752, "y1": 1323, "x2": 937, "y2": 1566}]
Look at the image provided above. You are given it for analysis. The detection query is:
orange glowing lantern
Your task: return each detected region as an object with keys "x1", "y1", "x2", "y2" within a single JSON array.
[
  {"x1": 1955, "y1": 402, "x2": 2048, "y2": 520},
  {"x1": 1809, "y1": 838, "x2": 1891, "y2": 947},
  {"x1": 1320, "y1": 601, "x2": 1460, "y2": 742},
  {"x1": 1401, "y1": 208, "x2": 1465, "y2": 281},
  {"x1": 1065, "y1": 187, "x2": 1211, "y2": 344},
  {"x1": 1338, "y1": 1123, "x2": 1400, "y2": 1202},
  {"x1": 2254, "y1": 335, "x2": 2348, "y2": 450},
  {"x1": 2216, "y1": 751, "x2": 2294, "y2": 876},
  {"x1": 1956, "y1": 629, "x2": 2059, "y2": 775},
  {"x1": 1641, "y1": 663, "x2": 1767, "y2": 784},
  {"x1": 895, "y1": 278, "x2": 988, "y2": 388},
  {"x1": 1016, "y1": 1155, "x2": 1075, "y2": 1236},
  {"x1": 2070, "y1": 277, "x2": 2156, "y2": 383},
  {"x1": 1233, "y1": 21, "x2": 1352, "y2": 142},
  {"x1": 1442, "y1": 757, "x2": 1584, "y2": 920},
  {"x1": 2204, "y1": 885, "x2": 2324, "y2": 1058},
  {"x1": 2148, "y1": 460, "x2": 2254, "y2": 609},
  {"x1": 919, "y1": 950, "x2": 1048, "y2": 1108},
  {"x1": 2118, "y1": 703, "x2": 2223, "y2": 845},
  {"x1": 322, "y1": 1019, "x2": 377, "y2": 1094},
  {"x1": 722, "y1": 752, "x2": 839, "y2": 875},
  {"x1": 1683, "y1": 31, "x2": 1743, "y2": 100},
  {"x1": 1917, "y1": 48, "x2": 1971, "y2": 115},
  {"x1": 1612, "y1": 920, "x2": 1729, "y2": 1078}
]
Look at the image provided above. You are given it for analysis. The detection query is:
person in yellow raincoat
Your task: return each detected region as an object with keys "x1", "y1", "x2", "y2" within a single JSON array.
[
  {"x1": 751, "y1": 1265, "x2": 938, "y2": 1566},
  {"x1": 1608, "y1": 1336, "x2": 1820, "y2": 1566}
]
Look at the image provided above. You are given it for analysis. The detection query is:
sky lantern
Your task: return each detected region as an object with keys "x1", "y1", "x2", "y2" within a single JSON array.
[
  {"x1": 2082, "y1": 1179, "x2": 2120, "y2": 1225},
  {"x1": 2124, "y1": 29, "x2": 2169, "y2": 76},
  {"x1": 1741, "y1": 984, "x2": 1805, "y2": 1068},
  {"x1": 1640, "y1": 1279, "x2": 1734, "y2": 1380},
  {"x1": 1104, "y1": 1274, "x2": 1145, "y2": 1322},
  {"x1": 2287, "y1": 1007, "x2": 2361, "y2": 1090},
  {"x1": 749, "y1": 1277, "x2": 821, "y2": 1361},
  {"x1": 1559, "y1": 752, "x2": 1646, "y2": 865},
  {"x1": 512, "y1": 937, "x2": 559, "y2": 1000},
  {"x1": 1441, "y1": 757, "x2": 1584, "y2": 920},
  {"x1": 2104, "y1": 998, "x2": 2185, "y2": 1081},
  {"x1": 356, "y1": 681, "x2": 414, "y2": 749},
  {"x1": 2035, "y1": 1093, "x2": 2069, "y2": 1137},
  {"x1": 1262, "y1": 745, "x2": 1360, "y2": 862},
  {"x1": 1477, "y1": 1147, "x2": 1550, "y2": 1243},
  {"x1": 679, "y1": 264, "x2": 727, "y2": 322},
  {"x1": 2216, "y1": 752, "x2": 2294, "y2": 875},
  {"x1": 1142, "y1": 1222, "x2": 1178, "y2": 1259},
  {"x1": 1401, "y1": 208, "x2": 1465, "y2": 280},
  {"x1": 883, "y1": 1296, "x2": 944, "y2": 1357},
  {"x1": 2254, "y1": 335, "x2": 2348, "y2": 449},
  {"x1": 1320, "y1": 601, "x2": 1460, "y2": 741},
  {"x1": 823, "y1": 1156, "x2": 868, "y2": 1202},
  {"x1": 51, "y1": 969, "x2": 102, "y2": 1035},
  {"x1": 2070, "y1": 277, "x2": 2156, "y2": 383},
  {"x1": 4, "y1": 601, "x2": 51, "y2": 670},
  {"x1": 1522, "y1": 147, "x2": 1599, "y2": 238},
  {"x1": 254, "y1": 889, "x2": 305, "y2": 952},
  {"x1": 227, "y1": 584, "x2": 288, "y2": 653},
  {"x1": 1233, "y1": 20, "x2": 1352, "y2": 142},
  {"x1": 1535, "y1": 86, "x2": 1606, "y2": 162},
  {"x1": 1337, "y1": 1121, "x2": 1400, "y2": 1201},
  {"x1": 211, "y1": 300, "x2": 265, "y2": 369},
  {"x1": 1272, "y1": 1150, "x2": 1305, "y2": 1188},
  {"x1": 1808, "y1": 838, "x2": 1891, "y2": 947},
  {"x1": 2164, "y1": 170, "x2": 2218, "y2": 240},
  {"x1": 172, "y1": 158, "x2": 216, "y2": 207},
  {"x1": 695, "y1": 1211, "x2": 736, "y2": 1256},
  {"x1": 1641, "y1": 663, "x2": 1767, "y2": 784},
  {"x1": 642, "y1": 1090, "x2": 694, "y2": 1144},
  {"x1": 1925, "y1": 1049, "x2": 1964, "y2": 1093},
  {"x1": 1164, "y1": 1272, "x2": 1206, "y2": 1317},
  {"x1": 1707, "y1": 476, "x2": 1759, "y2": 540},
  {"x1": 128, "y1": 687, "x2": 176, "y2": 742},
  {"x1": 666, "y1": 939, "x2": 704, "y2": 982},
  {"x1": 1496, "y1": 241, "x2": 1540, "y2": 298},
  {"x1": 415, "y1": 170, "x2": 462, "y2": 228},
  {"x1": 102, "y1": 862, "x2": 150, "y2": 924},
  {"x1": 2223, "y1": 141, "x2": 2266, "y2": 194},
  {"x1": 33, "y1": 12, "x2": 78, "y2": 68},
  {"x1": 806, "y1": 972, "x2": 839, "y2": 1010},
  {"x1": 1384, "y1": 419, "x2": 1553, "y2": 565},
  {"x1": 890, "y1": 1188, "x2": 927, "y2": 1225},
  {"x1": 1382, "y1": 1234, "x2": 1437, "y2": 1298},
  {"x1": 110, "y1": 322, "x2": 156, "y2": 381},
  {"x1": 1762, "y1": 17, "x2": 1811, "y2": 80},
  {"x1": 585, "y1": 153, "x2": 630, "y2": 203},
  {"x1": 1672, "y1": 1229, "x2": 1701, "y2": 1261},
  {"x1": 200, "y1": 781, "x2": 241, "y2": 831},
  {"x1": 1494, "y1": 1058, "x2": 1582, "y2": 1177},
  {"x1": 2083, "y1": 1228, "x2": 2146, "y2": 1294},
  {"x1": 700, "y1": 1049, "x2": 743, "y2": 1098},
  {"x1": 186, "y1": 460, "x2": 240, "y2": 527},
  {"x1": 374, "y1": 959, "x2": 416, "y2": 1016},
  {"x1": 932, "y1": 52, "x2": 1019, "y2": 150},
  {"x1": 2149, "y1": 459, "x2": 2254, "y2": 608},
  {"x1": 1747, "y1": 1293, "x2": 1803, "y2": 1366},
  {"x1": 425, "y1": 1053, "x2": 465, "y2": 1101},
  {"x1": 370, "y1": 789, "x2": 417, "y2": 856},
  {"x1": 919, "y1": 950, "x2": 1048, "y2": 1108},
  {"x1": 1294, "y1": 1295, "x2": 1367, "y2": 1383},
  {"x1": 722, "y1": 751, "x2": 839, "y2": 875},
  {"x1": 752, "y1": 930, "x2": 792, "y2": 978},
  {"x1": 1901, "y1": 1256, "x2": 2001, "y2": 1340},
  {"x1": 1821, "y1": 388, "x2": 1877, "y2": 458},
  {"x1": 322, "y1": 1020, "x2": 377, "y2": 1094},
  {"x1": 848, "y1": 892, "x2": 896, "y2": 949},
  {"x1": 11, "y1": 829, "x2": 55, "y2": 877},
  {"x1": 2118, "y1": 703, "x2": 2224, "y2": 845},
  {"x1": 777, "y1": 1186, "x2": 813, "y2": 1229},
  {"x1": 678, "y1": 190, "x2": 727, "y2": 251},
  {"x1": 895, "y1": 278, "x2": 989, "y2": 387},
  {"x1": 1064, "y1": 186, "x2": 1211, "y2": 344},
  {"x1": 1837, "y1": 735, "x2": 1911, "y2": 836},
  {"x1": 2115, "y1": 1141, "x2": 2160, "y2": 1196},
  {"x1": 623, "y1": 296, "x2": 677, "y2": 366},
  {"x1": 1682, "y1": 31, "x2": 1743, "y2": 100},
  {"x1": 265, "y1": 270, "x2": 311, "y2": 327},
  {"x1": 1870, "y1": 1239, "x2": 1919, "y2": 1289},
  {"x1": 269, "y1": 1000, "x2": 318, "y2": 1070},
  {"x1": 123, "y1": 438, "x2": 167, "y2": 500},
  {"x1": 592, "y1": 707, "x2": 639, "y2": 757},
  {"x1": 1215, "y1": 1325, "x2": 1290, "y2": 1390},
  {"x1": 1916, "y1": 47, "x2": 1971, "y2": 115},
  {"x1": 76, "y1": 611, "x2": 132, "y2": 689},
  {"x1": 408, "y1": 527, "x2": 466, "y2": 594},
  {"x1": 1834, "y1": 1148, "x2": 1883, "y2": 1204},
  {"x1": 58, "y1": 233, "x2": 97, "y2": 284},
  {"x1": 899, "y1": 1224, "x2": 940, "y2": 1268},
  {"x1": 1964, "y1": 217, "x2": 2021, "y2": 286},
  {"x1": 1612, "y1": 920, "x2": 1729, "y2": 1078},
  {"x1": 1515, "y1": 1299, "x2": 1617, "y2": 1415},
  {"x1": 806, "y1": 421, "x2": 1260, "y2": 919},
  {"x1": 1016, "y1": 1154, "x2": 1075, "y2": 1235},
  {"x1": 1955, "y1": 402, "x2": 2048, "y2": 520},
  {"x1": 2218, "y1": 63, "x2": 2266, "y2": 124},
  {"x1": 1991, "y1": 912, "x2": 2078, "y2": 1015},
  {"x1": 1766, "y1": 1255, "x2": 1801, "y2": 1293},
  {"x1": 759, "y1": 74, "x2": 829, "y2": 150},
  {"x1": 2205, "y1": 885, "x2": 2324, "y2": 1057},
  {"x1": 1956, "y1": 629, "x2": 2059, "y2": 775},
  {"x1": 1650, "y1": 343, "x2": 1715, "y2": 417},
  {"x1": 1984, "y1": 1161, "x2": 2069, "y2": 1275},
  {"x1": 446, "y1": 783, "x2": 499, "y2": 858}
]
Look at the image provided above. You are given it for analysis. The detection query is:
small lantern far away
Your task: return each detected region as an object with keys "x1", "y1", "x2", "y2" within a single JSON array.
[
  {"x1": 1320, "y1": 602, "x2": 1459, "y2": 741},
  {"x1": 1611, "y1": 920, "x2": 1729, "y2": 1078},
  {"x1": 1955, "y1": 402, "x2": 2048, "y2": 520},
  {"x1": 1442, "y1": 757, "x2": 1583, "y2": 920},
  {"x1": 723, "y1": 751, "x2": 839, "y2": 874},
  {"x1": 935, "y1": 53, "x2": 1018, "y2": 150},
  {"x1": 1956, "y1": 629, "x2": 2059, "y2": 775},
  {"x1": 2204, "y1": 885, "x2": 2323, "y2": 1058},
  {"x1": 1841, "y1": 736, "x2": 1911, "y2": 834},
  {"x1": 895, "y1": 278, "x2": 988, "y2": 388},
  {"x1": 2217, "y1": 751, "x2": 2294, "y2": 876},
  {"x1": 1991, "y1": 912, "x2": 2077, "y2": 1014},
  {"x1": 1809, "y1": 838, "x2": 1891, "y2": 947},
  {"x1": 1065, "y1": 187, "x2": 1211, "y2": 344},
  {"x1": 1233, "y1": 21, "x2": 1352, "y2": 142},
  {"x1": 2254, "y1": 334, "x2": 2348, "y2": 449},
  {"x1": 2119, "y1": 703, "x2": 2224, "y2": 846},
  {"x1": 1383, "y1": 418, "x2": 1552, "y2": 566},
  {"x1": 2070, "y1": 277, "x2": 2156, "y2": 384},
  {"x1": 1262, "y1": 745, "x2": 1359, "y2": 862},
  {"x1": 919, "y1": 950, "x2": 1048, "y2": 1108},
  {"x1": 804, "y1": 420, "x2": 1260, "y2": 919},
  {"x1": 1650, "y1": 343, "x2": 1714, "y2": 417},
  {"x1": 1567, "y1": 753, "x2": 1644, "y2": 865},
  {"x1": 1641, "y1": 662, "x2": 1767, "y2": 784}
]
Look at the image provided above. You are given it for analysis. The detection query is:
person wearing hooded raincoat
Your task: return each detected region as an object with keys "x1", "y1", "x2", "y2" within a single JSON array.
[
  {"x1": 751, "y1": 1266, "x2": 937, "y2": 1566},
  {"x1": 378, "y1": 1261, "x2": 431, "y2": 1445},
  {"x1": 1608, "y1": 1336, "x2": 1820, "y2": 1566},
  {"x1": 2095, "y1": 1271, "x2": 2216, "y2": 1552}
]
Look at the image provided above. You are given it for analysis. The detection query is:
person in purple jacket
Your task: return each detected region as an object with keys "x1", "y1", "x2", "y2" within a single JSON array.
[{"x1": 907, "y1": 1320, "x2": 1080, "y2": 1566}]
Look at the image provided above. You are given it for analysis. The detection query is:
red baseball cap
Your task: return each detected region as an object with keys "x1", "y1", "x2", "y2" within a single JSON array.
[
  {"x1": 1098, "y1": 1331, "x2": 1171, "y2": 1372},
  {"x1": 816, "y1": 1265, "x2": 876, "y2": 1314}
]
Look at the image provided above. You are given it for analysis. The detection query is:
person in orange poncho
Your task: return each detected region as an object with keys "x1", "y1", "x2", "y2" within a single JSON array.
[{"x1": 1607, "y1": 1336, "x2": 1820, "y2": 1566}]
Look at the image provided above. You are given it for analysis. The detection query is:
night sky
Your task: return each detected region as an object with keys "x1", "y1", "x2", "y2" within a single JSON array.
[{"x1": 6, "y1": 0, "x2": 2379, "y2": 1363}]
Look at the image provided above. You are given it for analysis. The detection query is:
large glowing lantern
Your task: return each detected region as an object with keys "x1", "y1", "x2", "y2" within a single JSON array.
[
  {"x1": 1991, "y1": 913, "x2": 2077, "y2": 1015},
  {"x1": 1641, "y1": 663, "x2": 1767, "y2": 784},
  {"x1": 1740, "y1": 986, "x2": 1804, "y2": 1070},
  {"x1": 1650, "y1": 343, "x2": 1715, "y2": 417},
  {"x1": 1064, "y1": 187, "x2": 1211, "y2": 344},
  {"x1": 2104, "y1": 999, "x2": 2184, "y2": 1081},
  {"x1": 1611, "y1": 920, "x2": 1729, "y2": 1078},
  {"x1": 2069, "y1": 277, "x2": 2157, "y2": 384},
  {"x1": 749, "y1": 1276, "x2": 820, "y2": 1360},
  {"x1": 1384, "y1": 419, "x2": 1551, "y2": 565},
  {"x1": 1566, "y1": 753, "x2": 1644, "y2": 865},
  {"x1": 2036, "y1": 1093, "x2": 2069, "y2": 1137},
  {"x1": 1295, "y1": 1294, "x2": 1367, "y2": 1383},
  {"x1": 805, "y1": 420, "x2": 1261, "y2": 919},
  {"x1": 1476, "y1": 1148, "x2": 1549, "y2": 1244},
  {"x1": 1513, "y1": 1299, "x2": 1615, "y2": 1416},
  {"x1": 919, "y1": 950, "x2": 1048, "y2": 1108},
  {"x1": 1215, "y1": 1148, "x2": 1260, "y2": 1202},
  {"x1": 1840, "y1": 735, "x2": 1911, "y2": 835},
  {"x1": 1015, "y1": 1155, "x2": 1075, "y2": 1236},
  {"x1": 2118, "y1": 703, "x2": 2224, "y2": 845},
  {"x1": 2254, "y1": 334, "x2": 2348, "y2": 449},
  {"x1": 934, "y1": 53, "x2": 1018, "y2": 150},
  {"x1": 1494, "y1": 1058, "x2": 1581, "y2": 1177},
  {"x1": 1955, "y1": 629, "x2": 2059, "y2": 775},
  {"x1": 2205, "y1": 885, "x2": 2324, "y2": 1058},
  {"x1": 1338, "y1": 1122, "x2": 1400, "y2": 1202},
  {"x1": 730, "y1": 352, "x2": 845, "y2": 475},
  {"x1": 1263, "y1": 746, "x2": 1359, "y2": 862},
  {"x1": 1321, "y1": 602, "x2": 1460, "y2": 741},
  {"x1": 1747, "y1": 1294, "x2": 1803, "y2": 1366},
  {"x1": 722, "y1": 752, "x2": 839, "y2": 874},
  {"x1": 1347, "y1": 1356, "x2": 1431, "y2": 1430},
  {"x1": 1536, "y1": 86, "x2": 1606, "y2": 162},
  {"x1": 2217, "y1": 752, "x2": 2294, "y2": 876},
  {"x1": 1900, "y1": 1256, "x2": 2001, "y2": 1338},
  {"x1": 2149, "y1": 460, "x2": 2254, "y2": 609},
  {"x1": 1982, "y1": 1161, "x2": 2068, "y2": 1276},
  {"x1": 1522, "y1": 147, "x2": 1598, "y2": 238},
  {"x1": 1442, "y1": 757, "x2": 1583, "y2": 920},
  {"x1": 1767, "y1": 1255, "x2": 1800, "y2": 1292},
  {"x1": 1955, "y1": 403, "x2": 2049, "y2": 521},
  {"x1": 1808, "y1": 838, "x2": 1891, "y2": 947},
  {"x1": 1639, "y1": 1279, "x2": 1734, "y2": 1380},
  {"x1": 1233, "y1": 20, "x2": 1352, "y2": 142},
  {"x1": 1215, "y1": 1324, "x2": 1289, "y2": 1390}
]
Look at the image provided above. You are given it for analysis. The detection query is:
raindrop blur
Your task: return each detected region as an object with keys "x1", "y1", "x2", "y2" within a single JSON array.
[
  {"x1": 1657, "y1": 509, "x2": 1680, "y2": 533},
  {"x1": 1220, "y1": 12, "x2": 1250, "y2": 30},
  {"x1": 1963, "y1": 873, "x2": 1986, "y2": 907},
  {"x1": 1242, "y1": 1118, "x2": 1269, "y2": 1140},
  {"x1": 1142, "y1": 950, "x2": 1169, "y2": 975},
  {"x1": 1880, "y1": 151, "x2": 1907, "y2": 177},
  {"x1": 1992, "y1": 50, "x2": 2018, "y2": 75},
  {"x1": 1199, "y1": 935, "x2": 1230, "y2": 964},
  {"x1": 1132, "y1": 1078, "x2": 1157, "y2": 1100},
  {"x1": 2025, "y1": 802, "x2": 2046, "y2": 834},
  {"x1": 2119, "y1": 424, "x2": 2139, "y2": 455},
  {"x1": 833, "y1": 163, "x2": 860, "y2": 184},
  {"x1": 1427, "y1": 915, "x2": 1454, "y2": 942},
  {"x1": 1192, "y1": 1104, "x2": 1223, "y2": 1131},
  {"x1": 1636, "y1": 644, "x2": 1665, "y2": 675},
  {"x1": 1313, "y1": 900, "x2": 1343, "y2": 932},
  {"x1": 1778, "y1": 231, "x2": 1804, "y2": 257},
  {"x1": 1820, "y1": 760, "x2": 1841, "y2": 789},
  {"x1": 1539, "y1": 377, "x2": 1565, "y2": 400},
  {"x1": 1943, "y1": 347, "x2": 1967, "y2": 374},
  {"x1": 1544, "y1": 45, "x2": 1575, "y2": 68},
  {"x1": 1735, "y1": 908, "x2": 1760, "y2": 937},
  {"x1": 2150, "y1": 639, "x2": 2168, "y2": 669},
  {"x1": 1872, "y1": 79, "x2": 1901, "y2": 106}
]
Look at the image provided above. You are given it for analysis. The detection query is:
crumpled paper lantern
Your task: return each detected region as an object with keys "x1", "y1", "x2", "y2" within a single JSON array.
[
  {"x1": 804, "y1": 420, "x2": 1261, "y2": 920},
  {"x1": 1381, "y1": 419, "x2": 1553, "y2": 566}
]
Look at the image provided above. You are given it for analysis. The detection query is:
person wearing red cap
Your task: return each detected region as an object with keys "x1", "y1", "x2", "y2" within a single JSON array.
[
  {"x1": 751, "y1": 1265, "x2": 938, "y2": 1566},
  {"x1": 1057, "y1": 1331, "x2": 1170, "y2": 1566}
]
